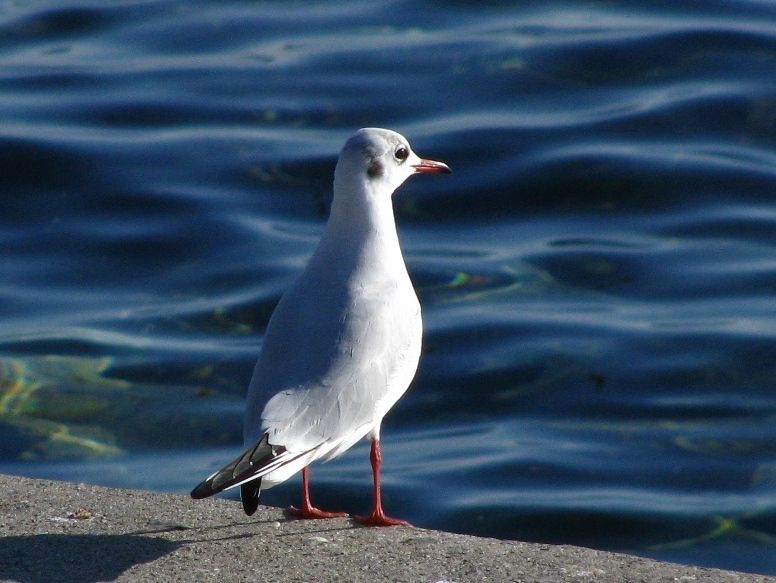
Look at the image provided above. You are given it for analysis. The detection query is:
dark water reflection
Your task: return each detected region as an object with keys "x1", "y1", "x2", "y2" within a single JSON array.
[{"x1": 1, "y1": 0, "x2": 776, "y2": 575}]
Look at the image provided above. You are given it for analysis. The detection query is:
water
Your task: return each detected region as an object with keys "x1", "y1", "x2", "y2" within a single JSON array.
[{"x1": 2, "y1": 0, "x2": 776, "y2": 575}]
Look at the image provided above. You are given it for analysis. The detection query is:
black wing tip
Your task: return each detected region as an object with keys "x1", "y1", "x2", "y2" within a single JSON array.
[
  {"x1": 190, "y1": 481, "x2": 214, "y2": 500},
  {"x1": 241, "y1": 481, "x2": 261, "y2": 516},
  {"x1": 190, "y1": 433, "x2": 274, "y2": 504}
]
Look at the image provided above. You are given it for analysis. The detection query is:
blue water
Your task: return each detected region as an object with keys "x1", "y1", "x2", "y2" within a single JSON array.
[{"x1": 2, "y1": 0, "x2": 776, "y2": 575}]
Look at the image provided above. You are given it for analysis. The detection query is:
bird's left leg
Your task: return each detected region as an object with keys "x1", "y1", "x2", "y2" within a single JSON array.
[{"x1": 288, "y1": 466, "x2": 348, "y2": 519}]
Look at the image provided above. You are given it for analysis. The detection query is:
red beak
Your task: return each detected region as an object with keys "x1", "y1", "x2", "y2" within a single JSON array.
[{"x1": 413, "y1": 158, "x2": 452, "y2": 175}]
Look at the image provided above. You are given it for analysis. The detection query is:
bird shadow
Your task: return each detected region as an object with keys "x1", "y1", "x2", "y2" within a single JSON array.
[
  {"x1": 0, "y1": 517, "x2": 282, "y2": 583},
  {"x1": 0, "y1": 512, "x2": 375, "y2": 582},
  {"x1": 0, "y1": 533, "x2": 180, "y2": 583}
]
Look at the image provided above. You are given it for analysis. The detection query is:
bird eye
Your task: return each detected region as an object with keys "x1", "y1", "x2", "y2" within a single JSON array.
[{"x1": 394, "y1": 146, "x2": 409, "y2": 162}]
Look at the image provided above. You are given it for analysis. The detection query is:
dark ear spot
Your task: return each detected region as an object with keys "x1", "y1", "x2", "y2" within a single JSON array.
[{"x1": 367, "y1": 160, "x2": 384, "y2": 179}]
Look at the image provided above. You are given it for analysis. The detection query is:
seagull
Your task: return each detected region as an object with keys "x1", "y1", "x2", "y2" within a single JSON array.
[{"x1": 191, "y1": 128, "x2": 451, "y2": 526}]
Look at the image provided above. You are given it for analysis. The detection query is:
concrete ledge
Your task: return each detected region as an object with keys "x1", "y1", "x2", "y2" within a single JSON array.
[{"x1": 0, "y1": 474, "x2": 773, "y2": 583}]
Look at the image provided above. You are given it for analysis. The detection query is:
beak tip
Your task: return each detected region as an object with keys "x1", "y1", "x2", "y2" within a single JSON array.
[{"x1": 413, "y1": 159, "x2": 452, "y2": 175}]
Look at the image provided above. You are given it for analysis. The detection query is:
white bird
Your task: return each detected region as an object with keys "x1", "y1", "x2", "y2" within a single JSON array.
[{"x1": 191, "y1": 128, "x2": 450, "y2": 526}]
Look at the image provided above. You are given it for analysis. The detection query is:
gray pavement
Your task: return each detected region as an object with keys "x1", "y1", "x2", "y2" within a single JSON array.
[{"x1": 0, "y1": 474, "x2": 773, "y2": 583}]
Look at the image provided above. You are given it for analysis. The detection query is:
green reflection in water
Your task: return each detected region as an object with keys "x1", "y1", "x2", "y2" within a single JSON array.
[
  {"x1": 0, "y1": 355, "x2": 127, "y2": 459},
  {"x1": 649, "y1": 514, "x2": 776, "y2": 552}
]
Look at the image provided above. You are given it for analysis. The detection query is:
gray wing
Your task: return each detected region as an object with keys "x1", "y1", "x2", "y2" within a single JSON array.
[{"x1": 243, "y1": 263, "x2": 421, "y2": 454}]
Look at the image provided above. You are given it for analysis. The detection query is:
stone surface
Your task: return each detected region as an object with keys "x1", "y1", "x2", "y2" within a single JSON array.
[{"x1": 0, "y1": 474, "x2": 773, "y2": 583}]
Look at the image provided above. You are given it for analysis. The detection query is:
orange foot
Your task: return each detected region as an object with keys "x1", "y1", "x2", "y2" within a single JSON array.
[
  {"x1": 287, "y1": 505, "x2": 348, "y2": 520},
  {"x1": 354, "y1": 510, "x2": 411, "y2": 527}
]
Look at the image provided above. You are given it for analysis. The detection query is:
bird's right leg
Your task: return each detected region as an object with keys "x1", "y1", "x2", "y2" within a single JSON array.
[
  {"x1": 354, "y1": 438, "x2": 410, "y2": 526},
  {"x1": 288, "y1": 466, "x2": 348, "y2": 519}
]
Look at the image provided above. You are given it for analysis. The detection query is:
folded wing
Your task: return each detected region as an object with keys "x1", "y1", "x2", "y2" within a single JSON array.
[{"x1": 190, "y1": 433, "x2": 310, "y2": 500}]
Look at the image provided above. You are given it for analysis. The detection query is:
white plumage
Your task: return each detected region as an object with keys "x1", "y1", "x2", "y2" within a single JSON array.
[{"x1": 191, "y1": 128, "x2": 450, "y2": 525}]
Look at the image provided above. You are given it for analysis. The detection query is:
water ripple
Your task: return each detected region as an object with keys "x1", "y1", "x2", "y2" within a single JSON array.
[{"x1": 2, "y1": 0, "x2": 776, "y2": 575}]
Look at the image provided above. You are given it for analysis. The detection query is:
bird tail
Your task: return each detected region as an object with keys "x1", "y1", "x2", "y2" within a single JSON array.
[{"x1": 240, "y1": 481, "x2": 260, "y2": 516}]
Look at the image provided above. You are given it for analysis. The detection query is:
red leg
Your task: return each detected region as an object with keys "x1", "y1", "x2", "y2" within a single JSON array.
[
  {"x1": 288, "y1": 466, "x2": 348, "y2": 519},
  {"x1": 354, "y1": 439, "x2": 411, "y2": 527}
]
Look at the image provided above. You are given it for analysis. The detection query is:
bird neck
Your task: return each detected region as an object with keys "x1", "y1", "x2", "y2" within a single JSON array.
[
  {"x1": 328, "y1": 177, "x2": 400, "y2": 244},
  {"x1": 319, "y1": 177, "x2": 405, "y2": 274}
]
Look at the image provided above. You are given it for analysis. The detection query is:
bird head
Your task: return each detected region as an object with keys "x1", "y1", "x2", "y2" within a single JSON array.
[{"x1": 334, "y1": 128, "x2": 451, "y2": 198}]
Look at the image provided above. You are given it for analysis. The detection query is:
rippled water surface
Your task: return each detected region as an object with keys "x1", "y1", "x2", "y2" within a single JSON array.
[{"x1": 2, "y1": 0, "x2": 776, "y2": 575}]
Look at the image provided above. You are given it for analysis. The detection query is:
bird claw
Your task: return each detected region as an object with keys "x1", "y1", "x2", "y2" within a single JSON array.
[
  {"x1": 287, "y1": 505, "x2": 348, "y2": 520},
  {"x1": 353, "y1": 512, "x2": 411, "y2": 527}
]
